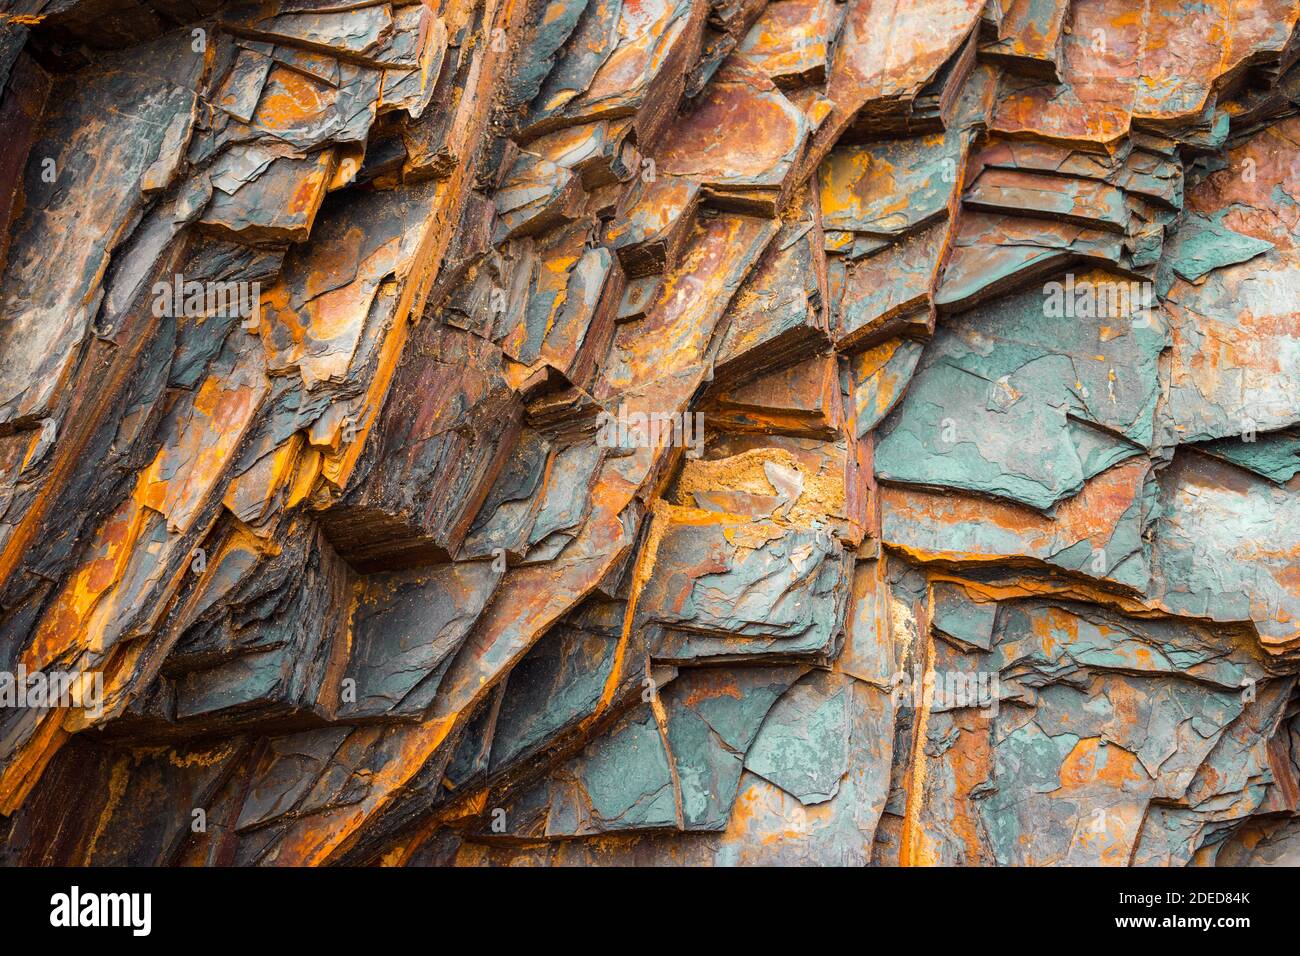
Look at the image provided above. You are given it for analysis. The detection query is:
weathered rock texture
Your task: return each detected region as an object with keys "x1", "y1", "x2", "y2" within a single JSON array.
[{"x1": 0, "y1": 0, "x2": 1299, "y2": 867}]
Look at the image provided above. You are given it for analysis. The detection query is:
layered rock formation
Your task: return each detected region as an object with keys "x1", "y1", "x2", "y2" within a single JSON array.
[{"x1": 0, "y1": 0, "x2": 1298, "y2": 867}]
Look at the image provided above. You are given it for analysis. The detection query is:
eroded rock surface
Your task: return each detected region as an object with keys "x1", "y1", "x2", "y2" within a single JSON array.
[{"x1": 1, "y1": 0, "x2": 1299, "y2": 868}]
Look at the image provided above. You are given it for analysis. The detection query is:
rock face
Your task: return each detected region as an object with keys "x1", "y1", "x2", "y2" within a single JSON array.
[{"x1": 0, "y1": 0, "x2": 1299, "y2": 868}]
